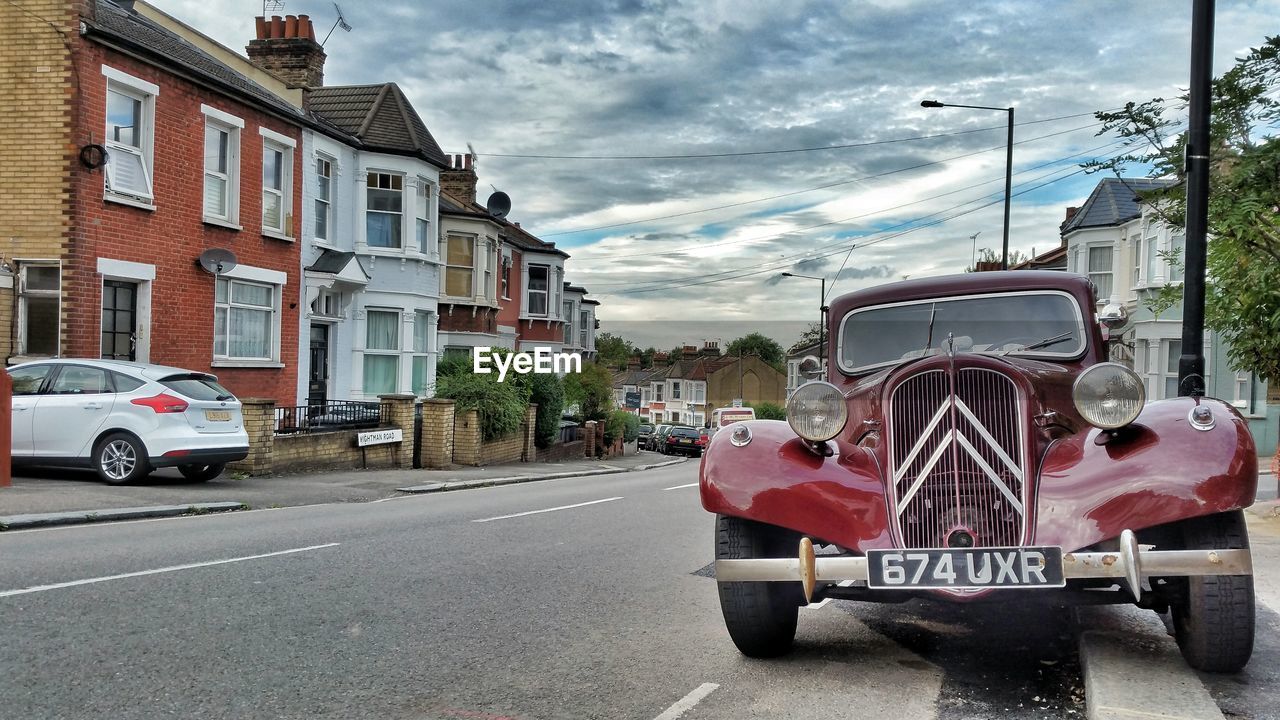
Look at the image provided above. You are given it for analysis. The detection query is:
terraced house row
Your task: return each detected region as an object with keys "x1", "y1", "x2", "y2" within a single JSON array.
[{"x1": 0, "y1": 0, "x2": 597, "y2": 407}]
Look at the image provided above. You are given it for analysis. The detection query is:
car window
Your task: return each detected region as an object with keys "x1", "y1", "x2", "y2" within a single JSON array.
[
  {"x1": 8, "y1": 365, "x2": 53, "y2": 396},
  {"x1": 160, "y1": 374, "x2": 234, "y2": 401},
  {"x1": 110, "y1": 372, "x2": 146, "y2": 393},
  {"x1": 840, "y1": 291, "x2": 1086, "y2": 372},
  {"x1": 47, "y1": 365, "x2": 113, "y2": 395},
  {"x1": 670, "y1": 428, "x2": 700, "y2": 438}
]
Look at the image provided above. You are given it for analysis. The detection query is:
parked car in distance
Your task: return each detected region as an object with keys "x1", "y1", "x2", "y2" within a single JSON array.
[
  {"x1": 7, "y1": 359, "x2": 250, "y2": 485},
  {"x1": 664, "y1": 426, "x2": 706, "y2": 457},
  {"x1": 637, "y1": 423, "x2": 655, "y2": 450},
  {"x1": 704, "y1": 271, "x2": 1258, "y2": 673},
  {"x1": 652, "y1": 423, "x2": 673, "y2": 452}
]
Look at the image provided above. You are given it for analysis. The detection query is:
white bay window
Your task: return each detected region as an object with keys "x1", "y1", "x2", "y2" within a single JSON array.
[
  {"x1": 363, "y1": 309, "x2": 400, "y2": 395},
  {"x1": 366, "y1": 172, "x2": 403, "y2": 248}
]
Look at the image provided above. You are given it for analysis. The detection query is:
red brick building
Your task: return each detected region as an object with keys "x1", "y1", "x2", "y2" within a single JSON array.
[{"x1": 32, "y1": 1, "x2": 311, "y2": 401}]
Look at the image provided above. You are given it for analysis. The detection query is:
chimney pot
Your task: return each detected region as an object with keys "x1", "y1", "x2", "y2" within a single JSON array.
[
  {"x1": 284, "y1": 15, "x2": 298, "y2": 38},
  {"x1": 298, "y1": 15, "x2": 313, "y2": 41},
  {"x1": 270, "y1": 15, "x2": 283, "y2": 38},
  {"x1": 254, "y1": 16, "x2": 267, "y2": 39}
]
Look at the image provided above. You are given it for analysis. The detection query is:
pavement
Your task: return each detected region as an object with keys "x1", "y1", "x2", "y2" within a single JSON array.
[{"x1": 0, "y1": 450, "x2": 688, "y2": 530}]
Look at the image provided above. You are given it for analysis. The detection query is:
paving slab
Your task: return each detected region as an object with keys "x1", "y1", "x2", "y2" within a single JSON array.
[{"x1": 1077, "y1": 605, "x2": 1223, "y2": 720}]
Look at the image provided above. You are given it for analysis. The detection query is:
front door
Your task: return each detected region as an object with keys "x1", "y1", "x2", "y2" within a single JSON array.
[
  {"x1": 101, "y1": 280, "x2": 137, "y2": 360},
  {"x1": 308, "y1": 323, "x2": 330, "y2": 405}
]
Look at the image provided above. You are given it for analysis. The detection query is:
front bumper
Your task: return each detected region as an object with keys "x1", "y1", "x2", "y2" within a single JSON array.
[{"x1": 715, "y1": 530, "x2": 1253, "y2": 603}]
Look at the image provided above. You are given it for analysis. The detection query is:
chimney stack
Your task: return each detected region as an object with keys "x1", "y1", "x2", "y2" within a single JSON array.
[
  {"x1": 246, "y1": 15, "x2": 326, "y2": 89},
  {"x1": 441, "y1": 153, "x2": 479, "y2": 206}
]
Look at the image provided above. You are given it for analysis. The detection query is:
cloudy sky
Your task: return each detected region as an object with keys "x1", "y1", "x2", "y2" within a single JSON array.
[{"x1": 156, "y1": 0, "x2": 1279, "y2": 349}]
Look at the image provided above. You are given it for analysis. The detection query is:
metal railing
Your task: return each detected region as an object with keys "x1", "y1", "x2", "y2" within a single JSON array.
[{"x1": 275, "y1": 400, "x2": 385, "y2": 435}]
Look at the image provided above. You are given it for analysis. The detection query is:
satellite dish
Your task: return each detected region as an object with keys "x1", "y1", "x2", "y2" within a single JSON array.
[
  {"x1": 198, "y1": 248, "x2": 238, "y2": 275},
  {"x1": 486, "y1": 191, "x2": 511, "y2": 219}
]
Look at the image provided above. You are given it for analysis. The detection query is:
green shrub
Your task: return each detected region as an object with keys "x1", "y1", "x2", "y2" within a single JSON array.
[
  {"x1": 436, "y1": 352, "x2": 474, "y2": 379},
  {"x1": 750, "y1": 401, "x2": 786, "y2": 420},
  {"x1": 564, "y1": 362, "x2": 615, "y2": 422},
  {"x1": 621, "y1": 412, "x2": 641, "y2": 443},
  {"x1": 436, "y1": 372, "x2": 525, "y2": 441},
  {"x1": 603, "y1": 410, "x2": 627, "y2": 444},
  {"x1": 512, "y1": 372, "x2": 564, "y2": 449}
]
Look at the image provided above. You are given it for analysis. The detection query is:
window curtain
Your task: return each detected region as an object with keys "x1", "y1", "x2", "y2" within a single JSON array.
[
  {"x1": 367, "y1": 311, "x2": 398, "y2": 350},
  {"x1": 364, "y1": 311, "x2": 399, "y2": 396},
  {"x1": 229, "y1": 307, "x2": 270, "y2": 358}
]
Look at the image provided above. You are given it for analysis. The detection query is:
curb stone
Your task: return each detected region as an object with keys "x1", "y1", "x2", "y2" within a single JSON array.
[
  {"x1": 397, "y1": 457, "x2": 688, "y2": 494},
  {"x1": 0, "y1": 502, "x2": 247, "y2": 531}
]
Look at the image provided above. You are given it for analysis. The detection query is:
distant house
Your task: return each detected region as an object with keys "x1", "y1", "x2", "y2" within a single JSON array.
[
  {"x1": 1061, "y1": 177, "x2": 1277, "y2": 454},
  {"x1": 784, "y1": 341, "x2": 823, "y2": 400}
]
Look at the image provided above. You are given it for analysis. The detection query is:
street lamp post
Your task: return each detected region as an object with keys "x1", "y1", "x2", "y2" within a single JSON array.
[
  {"x1": 921, "y1": 99, "x2": 1014, "y2": 270},
  {"x1": 781, "y1": 272, "x2": 826, "y2": 372}
]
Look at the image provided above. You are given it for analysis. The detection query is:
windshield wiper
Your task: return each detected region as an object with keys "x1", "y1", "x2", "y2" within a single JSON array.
[
  {"x1": 1007, "y1": 331, "x2": 1075, "y2": 354},
  {"x1": 922, "y1": 303, "x2": 937, "y2": 355}
]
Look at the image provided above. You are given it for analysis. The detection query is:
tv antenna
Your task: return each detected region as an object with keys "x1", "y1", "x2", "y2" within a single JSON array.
[
  {"x1": 262, "y1": 0, "x2": 285, "y2": 13},
  {"x1": 322, "y1": 2, "x2": 353, "y2": 46},
  {"x1": 969, "y1": 231, "x2": 981, "y2": 267}
]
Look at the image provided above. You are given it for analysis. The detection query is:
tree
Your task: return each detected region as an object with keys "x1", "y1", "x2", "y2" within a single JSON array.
[
  {"x1": 788, "y1": 321, "x2": 822, "y2": 354},
  {"x1": 1090, "y1": 36, "x2": 1280, "y2": 382},
  {"x1": 726, "y1": 332, "x2": 785, "y2": 370},
  {"x1": 964, "y1": 247, "x2": 1029, "y2": 272},
  {"x1": 564, "y1": 362, "x2": 615, "y2": 422},
  {"x1": 510, "y1": 371, "x2": 565, "y2": 449},
  {"x1": 595, "y1": 332, "x2": 634, "y2": 370}
]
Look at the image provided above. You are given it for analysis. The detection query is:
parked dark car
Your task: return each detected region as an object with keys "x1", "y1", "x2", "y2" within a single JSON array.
[
  {"x1": 637, "y1": 423, "x2": 655, "y2": 450},
  {"x1": 652, "y1": 424, "x2": 674, "y2": 453},
  {"x1": 703, "y1": 271, "x2": 1257, "y2": 673},
  {"x1": 664, "y1": 426, "x2": 705, "y2": 457}
]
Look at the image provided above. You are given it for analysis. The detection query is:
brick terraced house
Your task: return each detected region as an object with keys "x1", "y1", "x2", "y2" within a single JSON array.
[{"x1": 0, "y1": 0, "x2": 310, "y2": 402}]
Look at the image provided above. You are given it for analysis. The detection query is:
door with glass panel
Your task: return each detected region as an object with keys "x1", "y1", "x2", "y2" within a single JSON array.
[
  {"x1": 101, "y1": 280, "x2": 137, "y2": 361},
  {"x1": 309, "y1": 323, "x2": 330, "y2": 406}
]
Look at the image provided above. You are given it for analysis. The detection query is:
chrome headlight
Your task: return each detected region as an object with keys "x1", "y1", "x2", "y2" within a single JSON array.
[
  {"x1": 787, "y1": 381, "x2": 848, "y2": 442},
  {"x1": 1072, "y1": 362, "x2": 1145, "y2": 430}
]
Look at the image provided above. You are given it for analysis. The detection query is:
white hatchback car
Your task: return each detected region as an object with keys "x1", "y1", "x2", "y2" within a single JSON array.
[{"x1": 7, "y1": 359, "x2": 249, "y2": 484}]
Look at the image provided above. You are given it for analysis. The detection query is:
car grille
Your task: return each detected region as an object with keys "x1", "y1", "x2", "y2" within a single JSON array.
[{"x1": 887, "y1": 367, "x2": 1027, "y2": 548}]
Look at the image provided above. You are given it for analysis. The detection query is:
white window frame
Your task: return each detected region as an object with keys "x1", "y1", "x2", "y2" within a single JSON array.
[
  {"x1": 443, "y1": 233, "x2": 477, "y2": 299},
  {"x1": 1233, "y1": 371, "x2": 1253, "y2": 411},
  {"x1": 366, "y1": 171, "x2": 405, "y2": 250},
  {"x1": 1144, "y1": 224, "x2": 1161, "y2": 286},
  {"x1": 500, "y1": 250, "x2": 512, "y2": 299},
  {"x1": 314, "y1": 154, "x2": 334, "y2": 245},
  {"x1": 1162, "y1": 339, "x2": 1182, "y2": 400},
  {"x1": 363, "y1": 308, "x2": 402, "y2": 396},
  {"x1": 579, "y1": 308, "x2": 589, "y2": 348},
  {"x1": 562, "y1": 300, "x2": 574, "y2": 343},
  {"x1": 415, "y1": 177, "x2": 435, "y2": 256},
  {"x1": 1167, "y1": 231, "x2": 1186, "y2": 283},
  {"x1": 260, "y1": 130, "x2": 294, "y2": 239},
  {"x1": 483, "y1": 239, "x2": 495, "y2": 301},
  {"x1": 672, "y1": 380, "x2": 681, "y2": 400},
  {"x1": 526, "y1": 264, "x2": 550, "y2": 316},
  {"x1": 213, "y1": 276, "x2": 281, "y2": 364},
  {"x1": 17, "y1": 262, "x2": 60, "y2": 357},
  {"x1": 412, "y1": 310, "x2": 433, "y2": 397},
  {"x1": 1087, "y1": 245, "x2": 1113, "y2": 304},
  {"x1": 655, "y1": 383, "x2": 664, "y2": 402},
  {"x1": 201, "y1": 106, "x2": 243, "y2": 227},
  {"x1": 102, "y1": 66, "x2": 158, "y2": 206},
  {"x1": 1130, "y1": 233, "x2": 1142, "y2": 291}
]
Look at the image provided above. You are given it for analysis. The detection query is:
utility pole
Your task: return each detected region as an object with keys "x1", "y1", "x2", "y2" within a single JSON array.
[{"x1": 1179, "y1": 0, "x2": 1213, "y2": 397}]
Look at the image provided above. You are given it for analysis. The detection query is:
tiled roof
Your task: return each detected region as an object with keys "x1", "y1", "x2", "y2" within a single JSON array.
[
  {"x1": 87, "y1": 0, "x2": 307, "y2": 122},
  {"x1": 1061, "y1": 178, "x2": 1178, "y2": 234},
  {"x1": 438, "y1": 190, "x2": 570, "y2": 259},
  {"x1": 1011, "y1": 244, "x2": 1068, "y2": 271},
  {"x1": 308, "y1": 83, "x2": 448, "y2": 167},
  {"x1": 305, "y1": 249, "x2": 355, "y2": 274}
]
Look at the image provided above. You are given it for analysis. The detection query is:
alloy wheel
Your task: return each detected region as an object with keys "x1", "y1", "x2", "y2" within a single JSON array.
[{"x1": 101, "y1": 440, "x2": 137, "y2": 481}]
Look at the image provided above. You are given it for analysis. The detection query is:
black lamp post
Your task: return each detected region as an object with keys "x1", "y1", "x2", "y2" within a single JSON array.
[
  {"x1": 781, "y1": 272, "x2": 826, "y2": 371},
  {"x1": 920, "y1": 99, "x2": 1014, "y2": 270}
]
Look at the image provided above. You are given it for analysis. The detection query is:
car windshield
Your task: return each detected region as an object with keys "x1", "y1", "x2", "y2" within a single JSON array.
[{"x1": 840, "y1": 291, "x2": 1086, "y2": 372}]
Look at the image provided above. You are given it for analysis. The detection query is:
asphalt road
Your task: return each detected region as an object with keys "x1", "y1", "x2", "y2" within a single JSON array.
[{"x1": 2, "y1": 463, "x2": 1277, "y2": 719}]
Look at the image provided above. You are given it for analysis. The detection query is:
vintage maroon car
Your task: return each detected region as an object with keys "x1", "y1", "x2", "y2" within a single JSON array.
[{"x1": 702, "y1": 271, "x2": 1256, "y2": 672}]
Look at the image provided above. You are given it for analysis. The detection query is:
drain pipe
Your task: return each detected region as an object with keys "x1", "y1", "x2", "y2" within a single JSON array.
[{"x1": 1178, "y1": 0, "x2": 1213, "y2": 397}]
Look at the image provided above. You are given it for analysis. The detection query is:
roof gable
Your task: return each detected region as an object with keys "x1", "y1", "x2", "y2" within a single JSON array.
[
  {"x1": 308, "y1": 83, "x2": 448, "y2": 167},
  {"x1": 1061, "y1": 177, "x2": 1178, "y2": 234}
]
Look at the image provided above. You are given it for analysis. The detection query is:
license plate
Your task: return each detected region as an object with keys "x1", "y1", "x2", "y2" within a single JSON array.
[
  {"x1": 866, "y1": 546, "x2": 1065, "y2": 589},
  {"x1": 204, "y1": 410, "x2": 231, "y2": 422},
  {"x1": 680, "y1": 438, "x2": 692, "y2": 444}
]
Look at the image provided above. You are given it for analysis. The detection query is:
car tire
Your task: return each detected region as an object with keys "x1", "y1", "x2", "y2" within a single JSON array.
[
  {"x1": 715, "y1": 514, "x2": 802, "y2": 658},
  {"x1": 1170, "y1": 510, "x2": 1254, "y2": 673},
  {"x1": 93, "y1": 432, "x2": 150, "y2": 485},
  {"x1": 178, "y1": 463, "x2": 226, "y2": 483}
]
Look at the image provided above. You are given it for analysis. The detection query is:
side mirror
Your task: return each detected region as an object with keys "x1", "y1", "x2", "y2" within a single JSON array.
[{"x1": 1099, "y1": 303, "x2": 1128, "y2": 331}]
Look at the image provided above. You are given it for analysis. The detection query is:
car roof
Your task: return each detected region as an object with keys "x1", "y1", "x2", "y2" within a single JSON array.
[{"x1": 7, "y1": 358, "x2": 213, "y2": 380}]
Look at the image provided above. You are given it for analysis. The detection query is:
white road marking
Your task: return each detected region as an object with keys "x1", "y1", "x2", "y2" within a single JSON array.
[
  {"x1": 0, "y1": 543, "x2": 340, "y2": 598},
  {"x1": 472, "y1": 497, "x2": 623, "y2": 523},
  {"x1": 653, "y1": 683, "x2": 719, "y2": 720},
  {"x1": 663, "y1": 482, "x2": 698, "y2": 490}
]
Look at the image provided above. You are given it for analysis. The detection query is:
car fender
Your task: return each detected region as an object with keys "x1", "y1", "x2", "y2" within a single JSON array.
[
  {"x1": 1035, "y1": 396, "x2": 1257, "y2": 550},
  {"x1": 700, "y1": 420, "x2": 895, "y2": 552}
]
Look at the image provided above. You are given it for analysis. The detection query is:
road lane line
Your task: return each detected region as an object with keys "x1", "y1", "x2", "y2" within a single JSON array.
[
  {"x1": 0, "y1": 543, "x2": 340, "y2": 598},
  {"x1": 653, "y1": 683, "x2": 719, "y2": 720},
  {"x1": 663, "y1": 482, "x2": 698, "y2": 490},
  {"x1": 472, "y1": 497, "x2": 623, "y2": 523}
]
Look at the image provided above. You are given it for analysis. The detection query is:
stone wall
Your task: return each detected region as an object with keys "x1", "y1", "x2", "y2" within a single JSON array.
[
  {"x1": 453, "y1": 404, "x2": 537, "y2": 466},
  {"x1": 230, "y1": 395, "x2": 415, "y2": 475}
]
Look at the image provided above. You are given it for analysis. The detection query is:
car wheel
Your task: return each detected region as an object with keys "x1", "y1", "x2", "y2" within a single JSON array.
[
  {"x1": 1169, "y1": 510, "x2": 1254, "y2": 672},
  {"x1": 178, "y1": 463, "x2": 226, "y2": 483},
  {"x1": 94, "y1": 432, "x2": 149, "y2": 485},
  {"x1": 715, "y1": 514, "x2": 802, "y2": 658}
]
